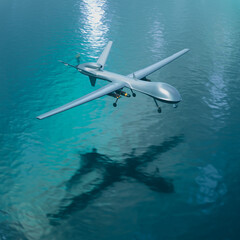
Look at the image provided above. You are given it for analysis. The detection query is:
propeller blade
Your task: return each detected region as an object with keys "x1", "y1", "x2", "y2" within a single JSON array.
[{"x1": 76, "y1": 53, "x2": 81, "y2": 65}]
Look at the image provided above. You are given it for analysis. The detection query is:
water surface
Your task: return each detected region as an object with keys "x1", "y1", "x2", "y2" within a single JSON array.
[{"x1": 0, "y1": 0, "x2": 240, "y2": 239}]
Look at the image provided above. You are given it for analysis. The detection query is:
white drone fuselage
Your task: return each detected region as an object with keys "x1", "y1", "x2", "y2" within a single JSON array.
[{"x1": 78, "y1": 62, "x2": 182, "y2": 104}]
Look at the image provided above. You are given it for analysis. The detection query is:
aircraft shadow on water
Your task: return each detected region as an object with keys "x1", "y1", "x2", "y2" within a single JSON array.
[{"x1": 47, "y1": 135, "x2": 184, "y2": 225}]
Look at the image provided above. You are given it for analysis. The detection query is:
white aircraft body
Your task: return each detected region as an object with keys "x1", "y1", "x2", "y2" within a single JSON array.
[{"x1": 37, "y1": 42, "x2": 189, "y2": 119}]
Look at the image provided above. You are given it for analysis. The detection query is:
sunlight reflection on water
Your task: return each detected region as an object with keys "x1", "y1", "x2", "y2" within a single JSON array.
[{"x1": 78, "y1": 0, "x2": 109, "y2": 54}]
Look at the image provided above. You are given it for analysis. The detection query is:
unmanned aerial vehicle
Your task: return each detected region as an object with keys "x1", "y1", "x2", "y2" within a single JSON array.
[{"x1": 37, "y1": 42, "x2": 189, "y2": 119}]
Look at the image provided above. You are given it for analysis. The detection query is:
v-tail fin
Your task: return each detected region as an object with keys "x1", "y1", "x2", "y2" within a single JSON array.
[{"x1": 97, "y1": 41, "x2": 113, "y2": 70}]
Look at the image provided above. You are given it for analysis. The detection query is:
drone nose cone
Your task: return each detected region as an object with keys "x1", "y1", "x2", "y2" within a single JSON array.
[
  {"x1": 145, "y1": 82, "x2": 181, "y2": 103},
  {"x1": 158, "y1": 83, "x2": 182, "y2": 103}
]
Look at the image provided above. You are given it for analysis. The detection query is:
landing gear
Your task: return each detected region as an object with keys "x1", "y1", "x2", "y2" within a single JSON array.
[
  {"x1": 113, "y1": 97, "x2": 119, "y2": 107},
  {"x1": 173, "y1": 104, "x2": 178, "y2": 108},
  {"x1": 130, "y1": 89, "x2": 136, "y2": 97},
  {"x1": 153, "y1": 98, "x2": 162, "y2": 113},
  {"x1": 111, "y1": 89, "x2": 132, "y2": 108}
]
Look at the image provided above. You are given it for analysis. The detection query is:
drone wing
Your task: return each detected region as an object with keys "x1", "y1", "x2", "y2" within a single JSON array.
[
  {"x1": 36, "y1": 82, "x2": 125, "y2": 120},
  {"x1": 128, "y1": 49, "x2": 189, "y2": 79}
]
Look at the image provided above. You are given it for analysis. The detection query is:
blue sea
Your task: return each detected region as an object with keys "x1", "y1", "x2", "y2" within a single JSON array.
[{"x1": 0, "y1": 0, "x2": 240, "y2": 239}]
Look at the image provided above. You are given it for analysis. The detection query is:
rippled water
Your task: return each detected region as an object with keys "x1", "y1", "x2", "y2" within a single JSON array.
[{"x1": 1, "y1": 0, "x2": 240, "y2": 239}]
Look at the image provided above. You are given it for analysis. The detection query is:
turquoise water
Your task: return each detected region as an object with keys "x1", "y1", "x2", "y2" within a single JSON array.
[{"x1": 1, "y1": 0, "x2": 240, "y2": 239}]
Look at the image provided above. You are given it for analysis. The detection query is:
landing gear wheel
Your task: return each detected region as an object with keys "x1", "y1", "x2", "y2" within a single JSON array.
[
  {"x1": 130, "y1": 89, "x2": 136, "y2": 97},
  {"x1": 153, "y1": 98, "x2": 161, "y2": 113},
  {"x1": 113, "y1": 103, "x2": 117, "y2": 107}
]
